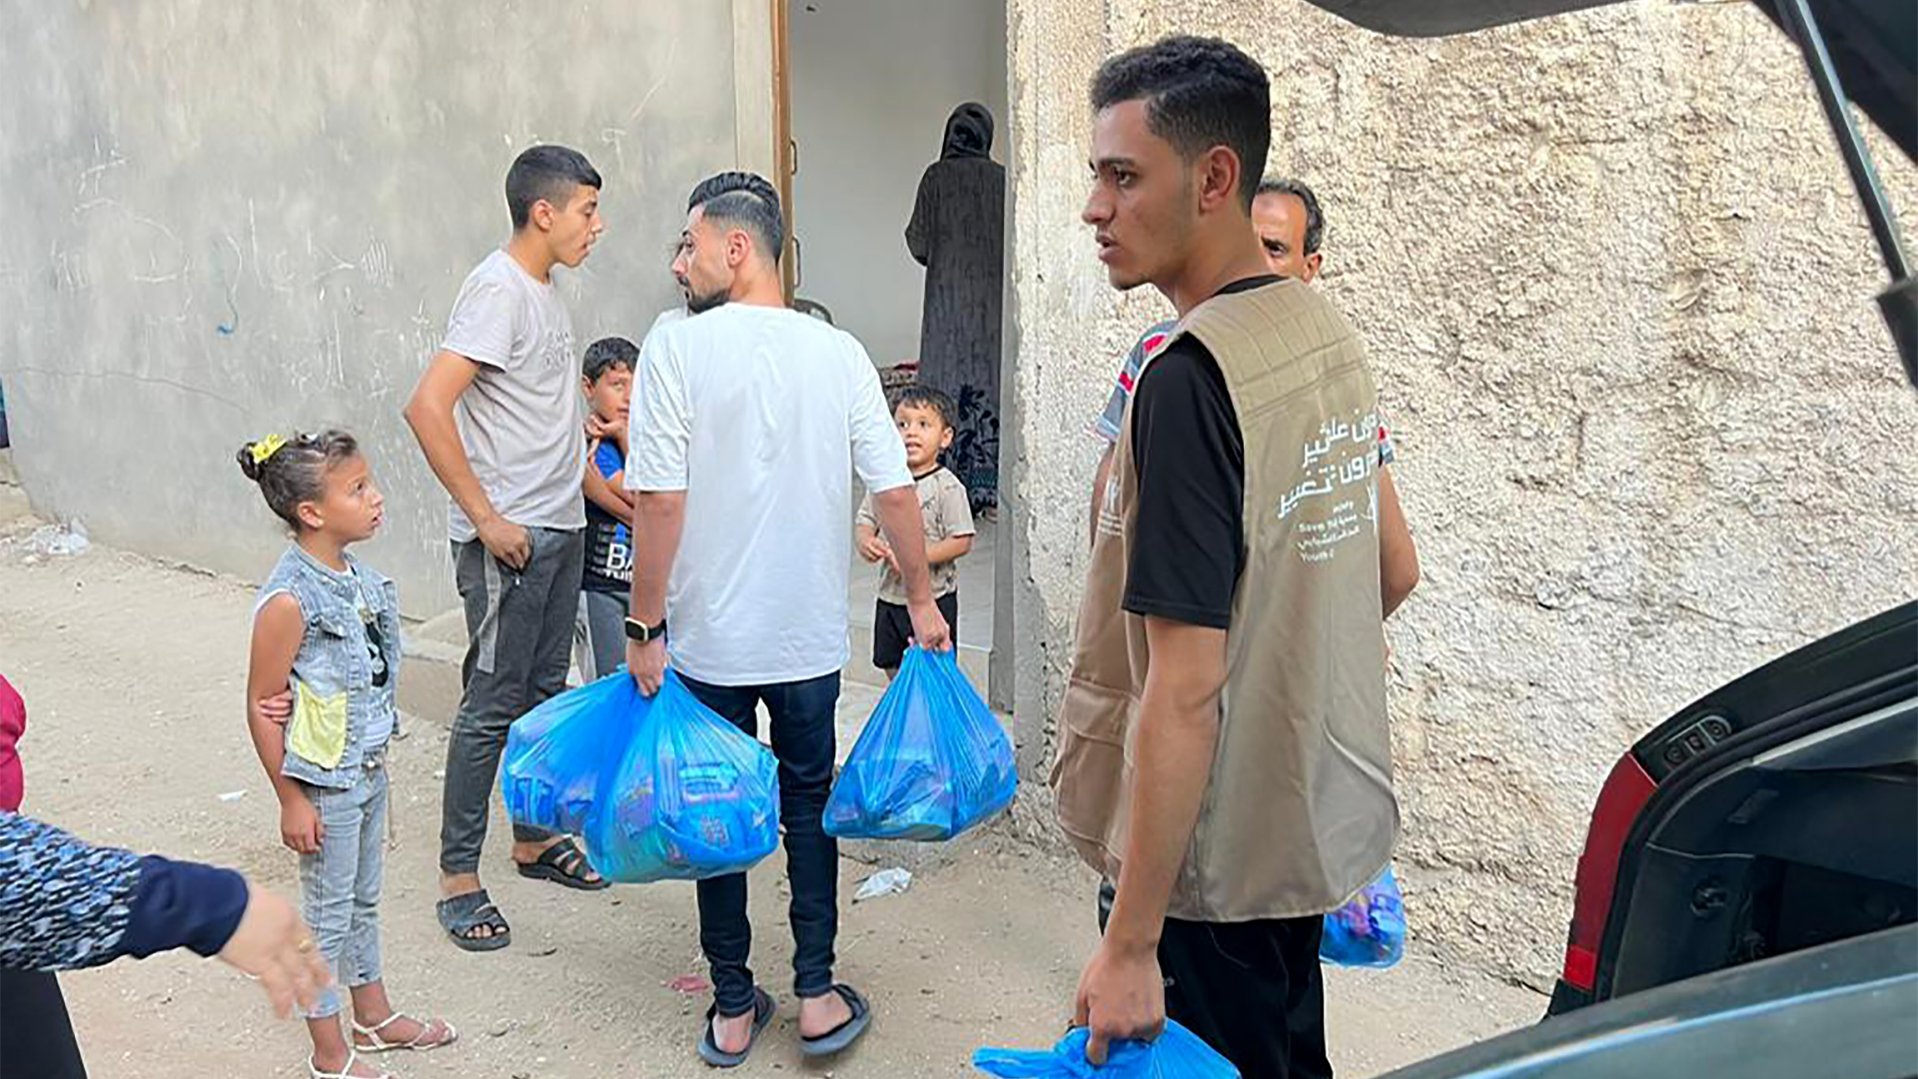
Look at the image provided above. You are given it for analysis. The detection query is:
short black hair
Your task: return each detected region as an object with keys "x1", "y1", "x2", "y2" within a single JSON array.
[
  {"x1": 892, "y1": 385, "x2": 957, "y2": 429},
  {"x1": 506, "y1": 145, "x2": 602, "y2": 230},
  {"x1": 687, "y1": 171, "x2": 785, "y2": 264},
  {"x1": 1090, "y1": 36, "x2": 1271, "y2": 212},
  {"x1": 583, "y1": 336, "x2": 639, "y2": 381},
  {"x1": 1256, "y1": 177, "x2": 1325, "y2": 254}
]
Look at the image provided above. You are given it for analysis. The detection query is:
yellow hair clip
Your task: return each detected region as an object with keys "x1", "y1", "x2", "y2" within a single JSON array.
[{"x1": 249, "y1": 434, "x2": 288, "y2": 466}]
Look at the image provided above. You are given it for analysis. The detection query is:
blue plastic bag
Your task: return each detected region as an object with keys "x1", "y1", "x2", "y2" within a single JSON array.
[
  {"x1": 973, "y1": 1020, "x2": 1239, "y2": 1078},
  {"x1": 824, "y1": 646, "x2": 1017, "y2": 841},
  {"x1": 582, "y1": 671, "x2": 782, "y2": 884},
  {"x1": 503, "y1": 671, "x2": 639, "y2": 836},
  {"x1": 1319, "y1": 866, "x2": 1406, "y2": 968}
]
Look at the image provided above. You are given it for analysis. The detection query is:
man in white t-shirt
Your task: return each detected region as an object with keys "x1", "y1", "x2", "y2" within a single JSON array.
[
  {"x1": 403, "y1": 145, "x2": 609, "y2": 954},
  {"x1": 625, "y1": 172, "x2": 951, "y2": 1067}
]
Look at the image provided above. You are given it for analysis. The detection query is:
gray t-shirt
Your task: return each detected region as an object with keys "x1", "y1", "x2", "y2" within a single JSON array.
[
  {"x1": 856, "y1": 465, "x2": 976, "y2": 604},
  {"x1": 439, "y1": 250, "x2": 586, "y2": 541}
]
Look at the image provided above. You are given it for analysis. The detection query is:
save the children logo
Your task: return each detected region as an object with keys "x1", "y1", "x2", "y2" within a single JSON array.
[{"x1": 1278, "y1": 408, "x2": 1381, "y2": 565}]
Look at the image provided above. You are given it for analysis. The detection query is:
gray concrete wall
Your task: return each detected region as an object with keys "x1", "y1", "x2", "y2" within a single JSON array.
[
  {"x1": 1004, "y1": 0, "x2": 1918, "y2": 986},
  {"x1": 0, "y1": 1, "x2": 749, "y2": 615}
]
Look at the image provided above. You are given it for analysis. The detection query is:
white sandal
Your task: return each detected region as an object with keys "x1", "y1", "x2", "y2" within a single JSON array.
[
  {"x1": 352, "y1": 1012, "x2": 459, "y2": 1053},
  {"x1": 307, "y1": 1050, "x2": 394, "y2": 1079}
]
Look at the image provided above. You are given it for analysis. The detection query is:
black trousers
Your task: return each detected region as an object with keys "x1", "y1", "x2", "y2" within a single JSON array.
[
  {"x1": 0, "y1": 969, "x2": 87, "y2": 1078},
  {"x1": 680, "y1": 671, "x2": 843, "y2": 1017},
  {"x1": 1098, "y1": 880, "x2": 1333, "y2": 1079}
]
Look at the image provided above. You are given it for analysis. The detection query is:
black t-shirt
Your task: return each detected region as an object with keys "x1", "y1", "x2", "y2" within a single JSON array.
[
  {"x1": 582, "y1": 439, "x2": 634, "y2": 594},
  {"x1": 1120, "y1": 276, "x2": 1279, "y2": 630}
]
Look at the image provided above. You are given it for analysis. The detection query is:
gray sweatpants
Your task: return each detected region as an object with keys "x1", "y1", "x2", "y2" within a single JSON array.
[{"x1": 439, "y1": 527, "x2": 585, "y2": 876}]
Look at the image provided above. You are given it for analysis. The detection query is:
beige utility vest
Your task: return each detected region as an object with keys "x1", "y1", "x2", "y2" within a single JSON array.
[{"x1": 1052, "y1": 278, "x2": 1398, "y2": 922}]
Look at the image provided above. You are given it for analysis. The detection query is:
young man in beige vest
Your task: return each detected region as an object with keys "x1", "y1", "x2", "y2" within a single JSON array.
[
  {"x1": 1089, "y1": 176, "x2": 1421, "y2": 615},
  {"x1": 1057, "y1": 36, "x2": 1398, "y2": 1076}
]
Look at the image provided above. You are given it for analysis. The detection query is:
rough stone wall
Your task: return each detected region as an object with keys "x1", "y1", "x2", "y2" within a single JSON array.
[
  {"x1": 1005, "y1": 0, "x2": 1918, "y2": 986},
  {"x1": 0, "y1": 2, "x2": 743, "y2": 613}
]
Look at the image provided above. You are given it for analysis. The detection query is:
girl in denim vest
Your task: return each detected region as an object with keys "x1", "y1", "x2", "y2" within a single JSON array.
[{"x1": 238, "y1": 430, "x2": 457, "y2": 1079}]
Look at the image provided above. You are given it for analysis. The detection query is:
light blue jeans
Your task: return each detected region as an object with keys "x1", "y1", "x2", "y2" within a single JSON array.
[{"x1": 298, "y1": 761, "x2": 388, "y2": 1019}]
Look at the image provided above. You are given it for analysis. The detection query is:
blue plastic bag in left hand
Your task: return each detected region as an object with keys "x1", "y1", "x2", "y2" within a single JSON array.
[
  {"x1": 824, "y1": 646, "x2": 1016, "y2": 841},
  {"x1": 1319, "y1": 865, "x2": 1406, "y2": 968},
  {"x1": 503, "y1": 671, "x2": 640, "y2": 837},
  {"x1": 973, "y1": 1021, "x2": 1240, "y2": 1077},
  {"x1": 582, "y1": 671, "x2": 781, "y2": 883}
]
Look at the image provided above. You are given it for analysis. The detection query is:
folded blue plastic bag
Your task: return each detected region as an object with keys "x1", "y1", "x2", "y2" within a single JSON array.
[
  {"x1": 1320, "y1": 866, "x2": 1406, "y2": 968},
  {"x1": 503, "y1": 671, "x2": 638, "y2": 837},
  {"x1": 824, "y1": 646, "x2": 1017, "y2": 841},
  {"x1": 973, "y1": 1020, "x2": 1240, "y2": 1078},
  {"x1": 583, "y1": 671, "x2": 782, "y2": 884}
]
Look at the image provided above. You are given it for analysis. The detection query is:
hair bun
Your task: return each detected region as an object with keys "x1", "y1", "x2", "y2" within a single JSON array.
[{"x1": 236, "y1": 444, "x2": 264, "y2": 482}]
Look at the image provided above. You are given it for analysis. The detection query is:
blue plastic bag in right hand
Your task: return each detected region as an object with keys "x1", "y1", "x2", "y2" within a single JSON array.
[
  {"x1": 585, "y1": 672, "x2": 782, "y2": 884},
  {"x1": 1320, "y1": 865, "x2": 1406, "y2": 968},
  {"x1": 824, "y1": 646, "x2": 1017, "y2": 841},
  {"x1": 973, "y1": 1021, "x2": 1240, "y2": 1077}
]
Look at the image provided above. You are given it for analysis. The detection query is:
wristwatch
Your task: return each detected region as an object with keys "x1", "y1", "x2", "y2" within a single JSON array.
[{"x1": 624, "y1": 617, "x2": 668, "y2": 644}]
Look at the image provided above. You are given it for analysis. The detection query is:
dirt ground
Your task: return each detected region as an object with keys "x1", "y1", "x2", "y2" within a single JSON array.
[{"x1": 0, "y1": 509, "x2": 1544, "y2": 1078}]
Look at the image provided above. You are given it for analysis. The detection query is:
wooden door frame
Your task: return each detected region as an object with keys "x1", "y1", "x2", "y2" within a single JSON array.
[
  {"x1": 772, "y1": 0, "x2": 796, "y2": 297},
  {"x1": 768, "y1": 0, "x2": 1017, "y2": 715}
]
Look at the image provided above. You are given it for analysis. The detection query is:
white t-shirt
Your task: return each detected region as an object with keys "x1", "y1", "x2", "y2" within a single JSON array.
[
  {"x1": 439, "y1": 250, "x2": 586, "y2": 542},
  {"x1": 627, "y1": 303, "x2": 912, "y2": 685},
  {"x1": 643, "y1": 306, "x2": 688, "y2": 339}
]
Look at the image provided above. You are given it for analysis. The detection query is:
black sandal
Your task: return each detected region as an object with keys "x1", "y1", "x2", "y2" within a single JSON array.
[
  {"x1": 515, "y1": 836, "x2": 610, "y2": 891},
  {"x1": 798, "y1": 984, "x2": 872, "y2": 1058},
  {"x1": 697, "y1": 986, "x2": 776, "y2": 1069},
  {"x1": 436, "y1": 889, "x2": 511, "y2": 952}
]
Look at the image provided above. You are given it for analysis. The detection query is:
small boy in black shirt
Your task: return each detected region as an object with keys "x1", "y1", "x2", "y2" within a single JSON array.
[{"x1": 575, "y1": 336, "x2": 637, "y2": 681}]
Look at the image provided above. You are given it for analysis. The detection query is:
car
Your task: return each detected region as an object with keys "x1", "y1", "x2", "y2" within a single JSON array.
[
  {"x1": 1298, "y1": 1, "x2": 1917, "y2": 1074},
  {"x1": 1383, "y1": 921, "x2": 1918, "y2": 1078},
  {"x1": 1542, "y1": 600, "x2": 1915, "y2": 1017}
]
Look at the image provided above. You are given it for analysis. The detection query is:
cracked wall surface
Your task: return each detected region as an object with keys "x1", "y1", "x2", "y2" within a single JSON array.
[
  {"x1": 1004, "y1": 0, "x2": 1918, "y2": 986},
  {"x1": 0, "y1": 2, "x2": 743, "y2": 611}
]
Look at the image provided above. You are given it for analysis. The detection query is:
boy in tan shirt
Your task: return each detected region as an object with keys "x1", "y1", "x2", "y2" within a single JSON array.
[{"x1": 855, "y1": 387, "x2": 976, "y2": 679}]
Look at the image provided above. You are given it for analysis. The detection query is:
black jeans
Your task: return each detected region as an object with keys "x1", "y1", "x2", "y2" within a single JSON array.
[
  {"x1": 681, "y1": 671, "x2": 842, "y2": 1017},
  {"x1": 1097, "y1": 880, "x2": 1333, "y2": 1078},
  {"x1": 0, "y1": 969, "x2": 87, "y2": 1078}
]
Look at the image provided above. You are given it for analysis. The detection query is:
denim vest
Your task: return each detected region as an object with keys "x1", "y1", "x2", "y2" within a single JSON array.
[{"x1": 255, "y1": 546, "x2": 402, "y2": 790}]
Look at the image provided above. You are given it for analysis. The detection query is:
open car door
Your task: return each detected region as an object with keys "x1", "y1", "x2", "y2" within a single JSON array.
[{"x1": 1547, "y1": 601, "x2": 1918, "y2": 1013}]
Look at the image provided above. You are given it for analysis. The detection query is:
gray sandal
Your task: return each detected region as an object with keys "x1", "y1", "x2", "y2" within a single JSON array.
[
  {"x1": 436, "y1": 890, "x2": 511, "y2": 952},
  {"x1": 698, "y1": 986, "x2": 776, "y2": 1069},
  {"x1": 798, "y1": 984, "x2": 872, "y2": 1058}
]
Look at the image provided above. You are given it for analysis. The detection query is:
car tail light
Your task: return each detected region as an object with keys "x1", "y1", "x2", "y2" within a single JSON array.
[{"x1": 1562, "y1": 754, "x2": 1658, "y2": 993}]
